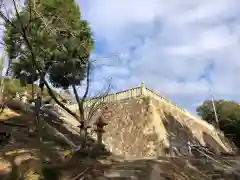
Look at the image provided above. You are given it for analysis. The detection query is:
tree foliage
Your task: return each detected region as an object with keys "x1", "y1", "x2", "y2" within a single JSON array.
[
  {"x1": 0, "y1": 77, "x2": 56, "y2": 101},
  {"x1": 1, "y1": 0, "x2": 111, "y2": 145},
  {"x1": 4, "y1": 0, "x2": 94, "y2": 89},
  {"x1": 197, "y1": 100, "x2": 240, "y2": 147}
]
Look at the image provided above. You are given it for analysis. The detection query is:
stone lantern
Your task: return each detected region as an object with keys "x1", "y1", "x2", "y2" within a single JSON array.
[
  {"x1": 94, "y1": 116, "x2": 107, "y2": 145},
  {"x1": 15, "y1": 92, "x2": 20, "y2": 100},
  {"x1": 34, "y1": 94, "x2": 37, "y2": 100},
  {"x1": 21, "y1": 91, "x2": 28, "y2": 103},
  {"x1": 77, "y1": 120, "x2": 91, "y2": 139}
]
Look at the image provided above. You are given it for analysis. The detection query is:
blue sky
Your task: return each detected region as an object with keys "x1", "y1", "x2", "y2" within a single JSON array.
[
  {"x1": 1, "y1": 0, "x2": 240, "y2": 114},
  {"x1": 76, "y1": 0, "x2": 240, "y2": 114}
]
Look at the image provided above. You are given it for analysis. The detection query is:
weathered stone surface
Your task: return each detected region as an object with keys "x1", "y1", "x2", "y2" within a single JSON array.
[
  {"x1": 86, "y1": 96, "x2": 234, "y2": 158},
  {"x1": 150, "y1": 97, "x2": 233, "y2": 155}
]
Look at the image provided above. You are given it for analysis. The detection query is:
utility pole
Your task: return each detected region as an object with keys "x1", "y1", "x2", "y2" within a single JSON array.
[{"x1": 209, "y1": 88, "x2": 219, "y2": 129}]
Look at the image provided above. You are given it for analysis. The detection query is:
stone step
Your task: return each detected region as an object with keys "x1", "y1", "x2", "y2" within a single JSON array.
[
  {"x1": 110, "y1": 164, "x2": 148, "y2": 170},
  {"x1": 110, "y1": 161, "x2": 150, "y2": 168},
  {"x1": 104, "y1": 169, "x2": 138, "y2": 179},
  {"x1": 106, "y1": 165, "x2": 228, "y2": 179},
  {"x1": 96, "y1": 177, "x2": 136, "y2": 180}
]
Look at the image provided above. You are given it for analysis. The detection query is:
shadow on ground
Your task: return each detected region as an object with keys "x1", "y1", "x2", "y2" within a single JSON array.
[{"x1": 0, "y1": 100, "x2": 111, "y2": 180}]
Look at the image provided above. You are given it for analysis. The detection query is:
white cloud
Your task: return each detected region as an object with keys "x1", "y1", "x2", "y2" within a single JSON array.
[{"x1": 79, "y1": 0, "x2": 240, "y2": 113}]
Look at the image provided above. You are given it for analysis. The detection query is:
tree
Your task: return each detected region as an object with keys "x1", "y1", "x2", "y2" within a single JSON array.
[
  {"x1": 197, "y1": 99, "x2": 240, "y2": 147},
  {"x1": 1, "y1": 0, "x2": 93, "y2": 124},
  {"x1": 4, "y1": 0, "x2": 93, "y2": 87},
  {"x1": 0, "y1": 0, "x2": 115, "y2": 139},
  {"x1": 0, "y1": 2, "x2": 118, "y2": 178}
]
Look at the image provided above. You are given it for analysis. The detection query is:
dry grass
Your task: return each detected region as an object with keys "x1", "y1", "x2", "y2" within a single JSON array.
[{"x1": 0, "y1": 108, "x2": 19, "y2": 121}]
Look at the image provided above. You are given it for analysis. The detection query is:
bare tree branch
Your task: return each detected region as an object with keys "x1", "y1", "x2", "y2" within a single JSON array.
[
  {"x1": 72, "y1": 62, "x2": 91, "y2": 123},
  {"x1": 85, "y1": 81, "x2": 112, "y2": 123}
]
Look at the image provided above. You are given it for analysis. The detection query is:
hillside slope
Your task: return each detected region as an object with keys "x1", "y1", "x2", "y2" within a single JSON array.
[
  {"x1": 0, "y1": 101, "x2": 239, "y2": 180},
  {"x1": 0, "y1": 103, "x2": 110, "y2": 180}
]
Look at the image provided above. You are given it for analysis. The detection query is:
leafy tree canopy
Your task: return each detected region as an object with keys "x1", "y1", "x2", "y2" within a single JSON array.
[
  {"x1": 197, "y1": 99, "x2": 240, "y2": 147},
  {"x1": 197, "y1": 100, "x2": 240, "y2": 124},
  {"x1": 0, "y1": 77, "x2": 55, "y2": 101},
  {"x1": 4, "y1": 0, "x2": 94, "y2": 89}
]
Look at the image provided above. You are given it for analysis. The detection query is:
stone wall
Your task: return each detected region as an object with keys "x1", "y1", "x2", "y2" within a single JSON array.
[
  {"x1": 88, "y1": 97, "x2": 159, "y2": 158},
  {"x1": 86, "y1": 96, "x2": 234, "y2": 158},
  {"x1": 54, "y1": 84, "x2": 235, "y2": 158},
  {"x1": 150, "y1": 97, "x2": 232, "y2": 155},
  {"x1": 56, "y1": 83, "x2": 217, "y2": 135}
]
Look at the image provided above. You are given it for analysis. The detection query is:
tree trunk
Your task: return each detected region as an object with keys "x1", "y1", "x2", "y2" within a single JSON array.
[
  {"x1": 0, "y1": 78, "x2": 4, "y2": 103},
  {"x1": 43, "y1": 121, "x2": 77, "y2": 149},
  {"x1": 35, "y1": 72, "x2": 44, "y2": 130},
  {"x1": 31, "y1": 65, "x2": 35, "y2": 100}
]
